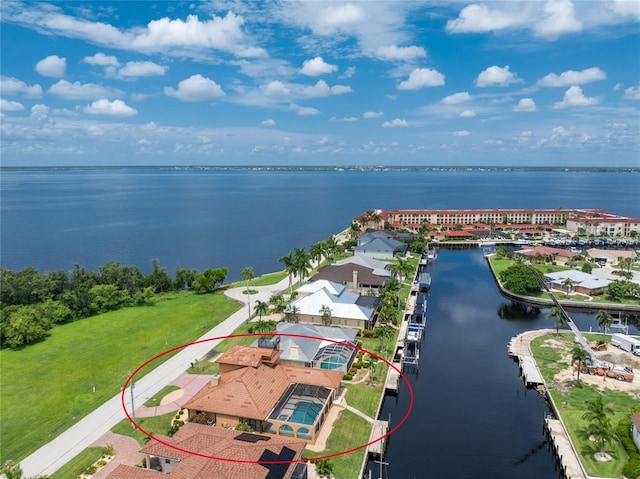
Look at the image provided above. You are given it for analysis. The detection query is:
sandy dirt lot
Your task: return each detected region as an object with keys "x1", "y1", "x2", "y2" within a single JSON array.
[{"x1": 542, "y1": 336, "x2": 640, "y2": 398}]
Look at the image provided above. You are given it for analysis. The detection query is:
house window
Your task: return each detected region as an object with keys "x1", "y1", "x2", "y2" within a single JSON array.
[{"x1": 165, "y1": 459, "x2": 171, "y2": 464}]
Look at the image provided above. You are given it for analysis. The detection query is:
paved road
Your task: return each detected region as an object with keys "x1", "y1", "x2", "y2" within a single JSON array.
[{"x1": 19, "y1": 277, "x2": 293, "y2": 478}]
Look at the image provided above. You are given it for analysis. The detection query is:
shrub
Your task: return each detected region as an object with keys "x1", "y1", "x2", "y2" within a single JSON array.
[{"x1": 342, "y1": 373, "x2": 354, "y2": 380}]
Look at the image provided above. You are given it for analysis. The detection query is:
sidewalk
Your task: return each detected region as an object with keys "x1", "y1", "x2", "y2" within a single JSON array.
[{"x1": 19, "y1": 275, "x2": 292, "y2": 478}]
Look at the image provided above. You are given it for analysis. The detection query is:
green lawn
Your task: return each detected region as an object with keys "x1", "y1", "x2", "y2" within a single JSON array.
[
  {"x1": 144, "y1": 385, "x2": 181, "y2": 407},
  {"x1": 49, "y1": 447, "x2": 112, "y2": 479},
  {"x1": 0, "y1": 291, "x2": 239, "y2": 464},
  {"x1": 111, "y1": 411, "x2": 179, "y2": 446},
  {"x1": 530, "y1": 333, "x2": 637, "y2": 477},
  {"x1": 303, "y1": 409, "x2": 370, "y2": 479}
]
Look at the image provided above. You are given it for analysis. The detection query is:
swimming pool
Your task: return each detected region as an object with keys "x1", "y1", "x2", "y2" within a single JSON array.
[
  {"x1": 320, "y1": 354, "x2": 347, "y2": 370},
  {"x1": 290, "y1": 401, "x2": 322, "y2": 425}
]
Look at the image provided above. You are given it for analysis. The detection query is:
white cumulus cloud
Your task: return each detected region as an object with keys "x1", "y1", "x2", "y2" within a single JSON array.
[
  {"x1": 376, "y1": 45, "x2": 426, "y2": 61},
  {"x1": 35, "y1": 55, "x2": 66, "y2": 78},
  {"x1": 454, "y1": 130, "x2": 471, "y2": 136},
  {"x1": 0, "y1": 76, "x2": 42, "y2": 98},
  {"x1": 534, "y1": 0, "x2": 582, "y2": 40},
  {"x1": 83, "y1": 99, "x2": 137, "y2": 116},
  {"x1": 300, "y1": 57, "x2": 338, "y2": 76},
  {"x1": 289, "y1": 103, "x2": 320, "y2": 116},
  {"x1": 164, "y1": 74, "x2": 225, "y2": 102},
  {"x1": 553, "y1": 86, "x2": 598, "y2": 108},
  {"x1": 48, "y1": 80, "x2": 121, "y2": 100},
  {"x1": 475, "y1": 65, "x2": 518, "y2": 87},
  {"x1": 538, "y1": 67, "x2": 606, "y2": 87},
  {"x1": 0, "y1": 98, "x2": 25, "y2": 111},
  {"x1": 383, "y1": 118, "x2": 409, "y2": 127},
  {"x1": 363, "y1": 111, "x2": 384, "y2": 119},
  {"x1": 513, "y1": 98, "x2": 538, "y2": 112},
  {"x1": 441, "y1": 92, "x2": 473, "y2": 104},
  {"x1": 118, "y1": 61, "x2": 167, "y2": 77},
  {"x1": 83, "y1": 53, "x2": 120, "y2": 66},
  {"x1": 460, "y1": 110, "x2": 476, "y2": 118},
  {"x1": 398, "y1": 68, "x2": 445, "y2": 90},
  {"x1": 446, "y1": 4, "x2": 529, "y2": 33},
  {"x1": 261, "y1": 119, "x2": 276, "y2": 127},
  {"x1": 623, "y1": 85, "x2": 640, "y2": 100}
]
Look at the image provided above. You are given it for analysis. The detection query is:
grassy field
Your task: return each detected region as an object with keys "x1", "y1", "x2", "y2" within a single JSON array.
[
  {"x1": 0, "y1": 291, "x2": 239, "y2": 464},
  {"x1": 530, "y1": 333, "x2": 638, "y2": 477}
]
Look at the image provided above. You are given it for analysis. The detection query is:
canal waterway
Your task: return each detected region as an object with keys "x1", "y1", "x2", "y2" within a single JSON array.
[{"x1": 366, "y1": 248, "x2": 639, "y2": 479}]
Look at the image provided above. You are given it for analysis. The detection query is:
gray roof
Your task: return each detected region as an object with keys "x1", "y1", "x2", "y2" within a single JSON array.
[
  {"x1": 544, "y1": 270, "x2": 611, "y2": 290},
  {"x1": 275, "y1": 323, "x2": 358, "y2": 363},
  {"x1": 311, "y1": 263, "x2": 387, "y2": 287},
  {"x1": 354, "y1": 237, "x2": 407, "y2": 255},
  {"x1": 334, "y1": 255, "x2": 391, "y2": 277}
]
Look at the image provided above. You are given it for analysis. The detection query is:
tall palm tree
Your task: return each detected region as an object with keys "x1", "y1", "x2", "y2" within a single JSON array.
[
  {"x1": 310, "y1": 242, "x2": 324, "y2": 265},
  {"x1": 324, "y1": 236, "x2": 339, "y2": 263},
  {"x1": 347, "y1": 221, "x2": 361, "y2": 240},
  {"x1": 546, "y1": 307, "x2": 567, "y2": 336},
  {"x1": 240, "y1": 266, "x2": 254, "y2": 321},
  {"x1": 596, "y1": 310, "x2": 614, "y2": 334},
  {"x1": 562, "y1": 277, "x2": 575, "y2": 297},
  {"x1": 319, "y1": 304, "x2": 333, "y2": 326},
  {"x1": 390, "y1": 256, "x2": 414, "y2": 284},
  {"x1": 570, "y1": 344, "x2": 591, "y2": 384},
  {"x1": 279, "y1": 251, "x2": 296, "y2": 296},
  {"x1": 269, "y1": 294, "x2": 286, "y2": 320},
  {"x1": 254, "y1": 299, "x2": 269, "y2": 322},
  {"x1": 284, "y1": 304, "x2": 300, "y2": 323},
  {"x1": 581, "y1": 395, "x2": 618, "y2": 459},
  {"x1": 293, "y1": 247, "x2": 311, "y2": 285}
]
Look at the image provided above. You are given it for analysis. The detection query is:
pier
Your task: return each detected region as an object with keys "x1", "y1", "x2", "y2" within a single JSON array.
[
  {"x1": 543, "y1": 415, "x2": 587, "y2": 479},
  {"x1": 367, "y1": 420, "x2": 389, "y2": 457}
]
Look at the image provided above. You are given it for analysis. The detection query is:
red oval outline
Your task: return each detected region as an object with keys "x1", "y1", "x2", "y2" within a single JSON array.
[{"x1": 121, "y1": 332, "x2": 414, "y2": 465}]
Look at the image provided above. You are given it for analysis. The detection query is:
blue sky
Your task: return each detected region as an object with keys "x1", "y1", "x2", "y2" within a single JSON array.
[{"x1": 1, "y1": 1, "x2": 639, "y2": 167}]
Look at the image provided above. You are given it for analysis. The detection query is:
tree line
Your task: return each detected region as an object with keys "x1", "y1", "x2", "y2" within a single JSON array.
[{"x1": 0, "y1": 259, "x2": 229, "y2": 349}]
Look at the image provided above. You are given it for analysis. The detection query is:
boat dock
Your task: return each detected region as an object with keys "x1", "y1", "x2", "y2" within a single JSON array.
[
  {"x1": 367, "y1": 420, "x2": 389, "y2": 457},
  {"x1": 543, "y1": 415, "x2": 587, "y2": 479},
  {"x1": 384, "y1": 363, "x2": 401, "y2": 394}
]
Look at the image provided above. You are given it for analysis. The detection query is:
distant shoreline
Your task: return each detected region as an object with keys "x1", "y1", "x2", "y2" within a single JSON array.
[{"x1": 2, "y1": 165, "x2": 639, "y2": 173}]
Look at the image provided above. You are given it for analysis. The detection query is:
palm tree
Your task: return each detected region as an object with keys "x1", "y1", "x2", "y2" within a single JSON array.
[
  {"x1": 284, "y1": 304, "x2": 300, "y2": 323},
  {"x1": 310, "y1": 242, "x2": 324, "y2": 265},
  {"x1": 279, "y1": 251, "x2": 296, "y2": 296},
  {"x1": 546, "y1": 307, "x2": 567, "y2": 336},
  {"x1": 240, "y1": 266, "x2": 254, "y2": 321},
  {"x1": 324, "y1": 236, "x2": 339, "y2": 263},
  {"x1": 319, "y1": 304, "x2": 333, "y2": 326},
  {"x1": 293, "y1": 247, "x2": 311, "y2": 285},
  {"x1": 0, "y1": 463, "x2": 23, "y2": 479},
  {"x1": 562, "y1": 277, "x2": 575, "y2": 297},
  {"x1": 570, "y1": 344, "x2": 591, "y2": 384},
  {"x1": 269, "y1": 294, "x2": 287, "y2": 320},
  {"x1": 254, "y1": 299, "x2": 269, "y2": 322},
  {"x1": 596, "y1": 310, "x2": 614, "y2": 334},
  {"x1": 390, "y1": 256, "x2": 414, "y2": 284},
  {"x1": 581, "y1": 395, "x2": 618, "y2": 459},
  {"x1": 347, "y1": 221, "x2": 361, "y2": 240},
  {"x1": 314, "y1": 458, "x2": 335, "y2": 478}
]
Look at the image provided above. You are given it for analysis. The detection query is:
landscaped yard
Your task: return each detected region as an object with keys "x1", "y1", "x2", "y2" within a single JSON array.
[
  {"x1": 0, "y1": 291, "x2": 239, "y2": 464},
  {"x1": 530, "y1": 332, "x2": 640, "y2": 478}
]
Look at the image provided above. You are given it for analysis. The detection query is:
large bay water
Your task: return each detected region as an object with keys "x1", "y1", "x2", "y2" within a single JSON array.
[
  {"x1": 1, "y1": 168, "x2": 639, "y2": 478},
  {"x1": 2, "y1": 168, "x2": 638, "y2": 280}
]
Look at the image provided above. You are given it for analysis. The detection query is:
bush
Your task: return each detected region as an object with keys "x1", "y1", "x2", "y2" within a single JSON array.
[{"x1": 342, "y1": 372, "x2": 354, "y2": 380}]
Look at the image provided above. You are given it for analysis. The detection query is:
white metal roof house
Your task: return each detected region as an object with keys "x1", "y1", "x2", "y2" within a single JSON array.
[
  {"x1": 269, "y1": 323, "x2": 358, "y2": 371},
  {"x1": 288, "y1": 287, "x2": 376, "y2": 330},
  {"x1": 354, "y1": 233, "x2": 408, "y2": 260},
  {"x1": 543, "y1": 270, "x2": 611, "y2": 295}
]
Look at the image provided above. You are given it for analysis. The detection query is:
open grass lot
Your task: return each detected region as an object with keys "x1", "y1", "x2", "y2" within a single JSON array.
[
  {"x1": 531, "y1": 333, "x2": 638, "y2": 478},
  {"x1": 0, "y1": 291, "x2": 239, "y2": 464},
  {"x1": 303, "y1": 409, "x2": 370, "y2": 479}
]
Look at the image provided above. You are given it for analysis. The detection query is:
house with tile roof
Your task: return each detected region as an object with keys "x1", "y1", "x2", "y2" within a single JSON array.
[
  {"x1": 105, "y1": 423, "x2": 307, "y2": 479},
  {"x1": 288, "y1": 286, "x2": 378, "y2": 330},
  {"x1": 184, "y1": 345, "x2": 343, "y2": 445}
]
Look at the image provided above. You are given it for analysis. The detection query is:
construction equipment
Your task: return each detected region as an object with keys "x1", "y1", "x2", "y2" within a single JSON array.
[{"x1": 592, "y1": 340, "x2": 608, "y2": 351}]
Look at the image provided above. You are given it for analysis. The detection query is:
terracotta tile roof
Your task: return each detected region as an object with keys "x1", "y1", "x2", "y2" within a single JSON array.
[
  {"x1": 218, "y1": 344, "x2": 281, "y2": 368},
  {"x1": 107, "y1": 424, "x2": 305, "y2": 479},
  {"x1": 185, "y1": 359, "x2": 342, "y2": 420},
  {"x1": 518, "y1": 246, "x2": 577, "y2": 258}
]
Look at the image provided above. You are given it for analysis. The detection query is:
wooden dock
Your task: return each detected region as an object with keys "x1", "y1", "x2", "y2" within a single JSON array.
[
  {"x1": 384, "y1": 363, "x2": 401, "y2": 393},
  {"x1": 368, "y1": 420, "x2": 389, "y2": 457},
  {"x1": 544, "y1": 416, "x2": 587, "y2": 479}
]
